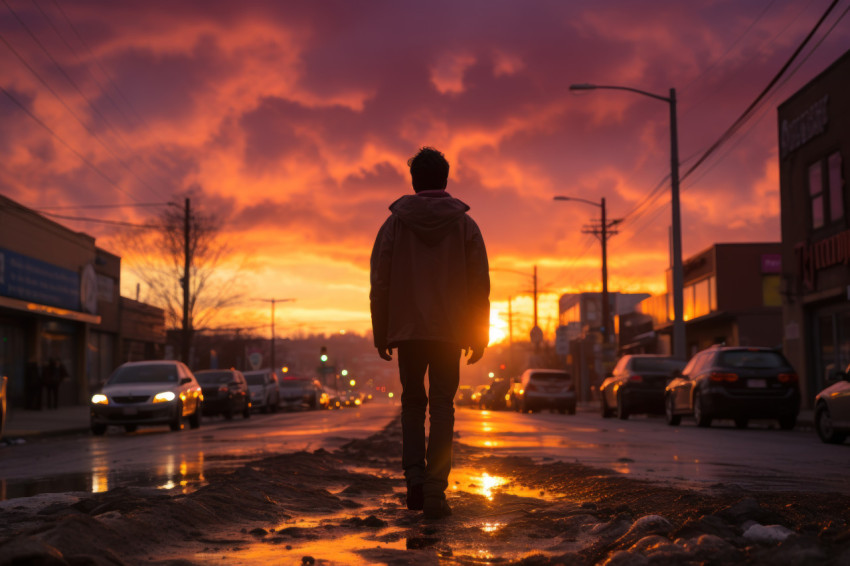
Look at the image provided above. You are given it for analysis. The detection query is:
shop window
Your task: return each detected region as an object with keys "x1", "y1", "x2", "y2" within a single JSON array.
[
  {"x1": 693, "y1": 278, "x2": 710, "y2": 318},
  {"x1": 709, "y1": 276, "x2": 717, "y2": 311},
  {"x1": 809, "y1": 161, "x2": 824, "y2": 229},
  {"x1": 828, "y1": 152, "x2": 844, "y2": 222},
  {"x1": 683, "y1": 285, "x2": 694, "y2": 321}
]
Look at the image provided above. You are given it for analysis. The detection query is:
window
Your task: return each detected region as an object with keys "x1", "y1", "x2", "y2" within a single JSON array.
[
  {"x1": 809, "y1": 161, "x2": 824, "y2": 229},
  {"x1": 828, "y1": 152, "x2": 844, "y2": 222}
]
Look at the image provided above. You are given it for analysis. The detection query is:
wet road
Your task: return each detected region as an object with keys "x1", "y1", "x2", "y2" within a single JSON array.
[
  {"x1": 0, "y1": 401, "x2": 399, "y2": 500},
  {"x1": 453, "y1": 406, "x2": 848, "y2": 493}
]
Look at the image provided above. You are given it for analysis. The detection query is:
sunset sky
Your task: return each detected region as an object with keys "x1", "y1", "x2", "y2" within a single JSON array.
[{"x1": 2, "y1": 1, "x2": 848, "y2": 344}]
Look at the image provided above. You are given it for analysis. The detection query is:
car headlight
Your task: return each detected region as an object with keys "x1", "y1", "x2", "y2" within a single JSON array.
[
  {"x1": 91, "y1": 394, "x2": 108, "y2": 405},
  {"x1": 153, "y1": 391, "x2": 177, "y2": 403}
]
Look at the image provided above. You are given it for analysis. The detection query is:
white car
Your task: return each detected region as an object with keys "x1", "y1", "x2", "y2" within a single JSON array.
[
  {"x1": 90, "y1": 360, "x2": 203, "y2": 435},
  {"x1": 515, "y1": 368, "x2": 577, "y2": 414},
  {"x1": 243, "y1": 369, "x2": 280, "y2": 413}
]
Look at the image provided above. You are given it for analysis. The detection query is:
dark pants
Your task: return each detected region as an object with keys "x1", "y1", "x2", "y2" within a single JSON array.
[{"x1": 397, "y1": 340, "x2": 460, "y2": 500}]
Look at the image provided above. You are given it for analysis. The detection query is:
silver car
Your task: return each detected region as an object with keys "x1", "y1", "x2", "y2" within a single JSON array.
[
  {"x1": 814, "y1": 366, "x2": 850, "y2": 444},
  {"x1": 244, "y1": 369, "x2": 280, "y2": 413},
  {"x1": 90, "y1": 360, "x2": 203, "y2": 435},
  {"x1": 516, "y1": 369, "x2": 576, "y2": 414}
]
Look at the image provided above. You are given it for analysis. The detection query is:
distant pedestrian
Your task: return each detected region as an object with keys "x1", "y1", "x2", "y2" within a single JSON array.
[
  {"x1": 42, "y1": 357, "x2": 67, "y2": 410},
  {"x1": 370, "y1": 147, "x2": 490, "y2": 520},
  {"x1": 25, "y1": 355, "x2": 42, "y2": 410}
]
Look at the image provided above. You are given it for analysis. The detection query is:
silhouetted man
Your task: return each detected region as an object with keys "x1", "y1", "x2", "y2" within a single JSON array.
[{"x1": 370, "y1": 147, "x2": 490, "y2": 520}]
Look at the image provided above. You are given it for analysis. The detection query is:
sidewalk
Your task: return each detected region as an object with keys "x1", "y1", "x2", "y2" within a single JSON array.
[{"x1": 3, "y1": 405, "x2": 91, "y2": 440}]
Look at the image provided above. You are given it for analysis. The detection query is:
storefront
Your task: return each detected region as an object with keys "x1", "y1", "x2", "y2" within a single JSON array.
[
  {"x1": 0, "y1": 194, "x2": 165, "y2": 409},
  {"x1": 778, "y1": 50, "x2": 850, "y2": 407}
]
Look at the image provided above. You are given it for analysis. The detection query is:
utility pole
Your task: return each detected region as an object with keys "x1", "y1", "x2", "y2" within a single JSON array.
[
  {"x1": 257, "y1": 298, "x2": 295, "y2": 373},
  {"x1": 580, "y1": 198, "x2": 619, "y2": 345},
  {"x1": 181, "y1": 198, "x2": 191, "y2": 364}
]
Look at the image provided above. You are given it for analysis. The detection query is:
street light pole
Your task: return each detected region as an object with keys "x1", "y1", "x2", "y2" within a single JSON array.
[
  {"x1": 569, "y1": 83, "x2": 686, "y2": 359},
  {"x1": 257, "y1": 298, "x2": 295, "y2": 373}
]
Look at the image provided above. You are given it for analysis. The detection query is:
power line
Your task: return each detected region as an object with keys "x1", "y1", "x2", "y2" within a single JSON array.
[
  {"x1": 681, "y1": 0, "x2": 842, "y2": 183},
  {"x1": 0, "y1": 85, "x2": 143, "y2": 203},
  {"x1": 37, "y1": 210, "x2": 157, "y2": 228},
  {"x1": 0, "y1": 2, "x2": 168, "y2": 201}
]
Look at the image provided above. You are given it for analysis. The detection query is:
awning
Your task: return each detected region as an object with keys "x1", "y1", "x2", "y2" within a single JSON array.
[{"x1": 0, "y1": 295, "x2": 101, "y2": 324}]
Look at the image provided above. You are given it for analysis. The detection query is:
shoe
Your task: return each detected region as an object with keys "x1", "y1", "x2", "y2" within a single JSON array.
[
  {"x1": 406, "y1": 483, "x2": 424, "y2": 510},
  {"x1": 423, "y1": 497, "x2": 452, "y2": 520}
]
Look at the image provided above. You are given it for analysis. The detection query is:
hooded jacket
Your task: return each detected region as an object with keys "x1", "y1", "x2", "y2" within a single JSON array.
[{"x1": 370, "y1": 190, "x2": 490, "y2": 350}]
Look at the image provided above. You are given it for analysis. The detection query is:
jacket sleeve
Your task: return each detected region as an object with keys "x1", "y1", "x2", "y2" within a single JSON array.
[
  {"x1": 370, "y1": 217, "x2": 395, "y2": 349},
  {"x1": 465, "y1": 218, "x2": 490, "y2": 349}
]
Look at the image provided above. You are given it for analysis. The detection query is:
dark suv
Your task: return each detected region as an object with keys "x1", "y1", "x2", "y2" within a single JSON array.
[
  {"x1": 664, "y1": 346, "x2": 800, "y2": 429},
  {"x1": 600, "y1": 355, "x2": 685, "y2": 419},
  {"x1": 194, "y1": 369, "x2": 251, "y2": 420}
]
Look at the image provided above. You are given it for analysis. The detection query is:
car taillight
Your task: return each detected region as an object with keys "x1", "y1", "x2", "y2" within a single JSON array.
[
  {"x1": 218, "y1": 385, "x2": 229, "y2": 393},
  {"x1": 709, "y1": 372, "x2": 738, "y2": 382},
  {"x1": 628, "y1": 375, "x2": 643, "y2": 383},
  {"x1": 778, "y1": 373, "x2": 799, "y2": 383}
]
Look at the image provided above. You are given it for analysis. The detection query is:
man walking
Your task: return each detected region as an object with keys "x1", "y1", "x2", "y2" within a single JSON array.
[{"x1": 370, "y1": 147, "x2": 490, "y2": 520}]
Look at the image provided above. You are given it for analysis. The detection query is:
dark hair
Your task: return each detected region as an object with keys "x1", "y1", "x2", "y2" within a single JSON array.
[{"x1": 407, "y1": 147, "x2": 449, "y2": 192}]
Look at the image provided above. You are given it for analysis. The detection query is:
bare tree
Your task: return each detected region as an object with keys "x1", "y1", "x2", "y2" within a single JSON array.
[{"x1": 119, "y1": 194, "x2": 245, "y2": 362}]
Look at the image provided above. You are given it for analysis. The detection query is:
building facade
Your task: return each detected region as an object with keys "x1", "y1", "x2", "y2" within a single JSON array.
[
  {"x1": 638, "y1": 243, "x2": 783, "y2": 358},
  {"x1": 778, "y1": 49, "x2": 850, "y2": 407},
  {"x1": 0, "y1": 194, "x2": 165, "y2": 408}
]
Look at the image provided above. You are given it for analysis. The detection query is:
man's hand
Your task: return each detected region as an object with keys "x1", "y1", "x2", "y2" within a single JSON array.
[
  {"x1": 466, "y1": 345, "x2": 485, "y2": 365},
  {"x1": 377, "y1": 347, "x2": 393, "y2": 361}
]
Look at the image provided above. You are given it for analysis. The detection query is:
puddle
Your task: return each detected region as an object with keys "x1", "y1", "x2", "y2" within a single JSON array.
[
  {"x1": 450, "y1": 467, "x2": 563, "y2": 501},
  {"x1": 0, "y1": 452, "x2": 257, "y2": 501}
]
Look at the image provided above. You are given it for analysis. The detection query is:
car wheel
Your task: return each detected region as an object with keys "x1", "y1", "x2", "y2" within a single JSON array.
[
  {"x1": 778, "y1": 415, "x2": 796, "y2": 431},
  {"x1": 124, "y1": 424, "x2": 138, "y2": 433},
  {"x1": 91, "y1": 424, "x2": 107, "y2": 436},
  {"x1": 189, "y1": 404, "x2": 202, "y2": 429},
  {"x1": 665, "y1": 395, "x2": 681, "y2": 426},
  {"x1": 601, "y1": 395, "x2": 614, "y2": 418},
  {"x1": 223, "y1": 405, "x2": 234, "y2": 420},
  {"x1": 694, "y1": 392, "x2": 712, "y2": 428},
  {"x1": 616, "y1": 393, "x2": 629, "y2": 420},
  {"x1": 734, "y1": 417, "x2": 749, "y2": 429},
  {"x1": 243, "y1": 400, "x2": 251, "y2": 419},
  {"x1": 815, "y1": 404, "x2": 846, "y2": 444},
  {"x1": 169, "y1": 403, "x2": 183, "y2": 431}
]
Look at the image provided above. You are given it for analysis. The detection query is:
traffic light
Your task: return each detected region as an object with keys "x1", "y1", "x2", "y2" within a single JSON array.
[{"x1": 320, "y1": 346, "x2": 328, "y2": 363}]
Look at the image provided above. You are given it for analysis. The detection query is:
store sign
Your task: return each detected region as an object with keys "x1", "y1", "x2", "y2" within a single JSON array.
[
  {"x1": 0, "y1": 248, "x2": 80, "y2": 311},
  {"x1": 795, "y1": 229, "x2": 850, "y2": 291},
  {"x1": 761, "y1": 254, "x2": 781, "y2": 273},
  {"x1": 780, "y1": 95, "x2": 828, "y2": 159}
]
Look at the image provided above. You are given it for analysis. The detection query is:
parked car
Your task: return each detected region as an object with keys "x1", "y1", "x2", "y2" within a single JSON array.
[
  {"x1": 665, "y1": 346, "x2": 800, "y2": 429},
  {"x1": 90, "y1": 360, "x2": 203, "y2": 435},
  {"x1": 480, "y1": 378, "x2": 512, "y2": 410},
  {"x1": 1, "y1": 375, "x2": 7, "y2": 439},
  {"x1": 278, "y1": 376, "x2": 316, "y2": 410},
  {"x1": 194, "y1": 369, "x2": 251, "y2": 420},
  {"x1": 515, "y1": 369, "x2": 576, "y2": 414},
  {"x1": 814, "y1": 366, "x2": 850, "y2": 444},
  {"x1": 243, "y1": 369, "x2": 280, "y2": 413},
  {"x1": 600, "y1": 355, "x2": 686, "y2": 419}
]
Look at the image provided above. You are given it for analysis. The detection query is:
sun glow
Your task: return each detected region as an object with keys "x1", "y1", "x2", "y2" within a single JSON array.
[{"x1": 489, "y1": 308, "x2": 508, "y2": 345}]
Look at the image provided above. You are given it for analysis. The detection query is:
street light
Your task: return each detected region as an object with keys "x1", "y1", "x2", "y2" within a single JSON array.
[
  {"x1": 569, "y1": 82, "x2": 685, "y2": 360},
  {"x1": 553, "y1": 196, "x2": 619, "y2": 345}
]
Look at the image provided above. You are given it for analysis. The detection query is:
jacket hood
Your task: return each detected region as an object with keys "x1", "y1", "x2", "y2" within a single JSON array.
[{"x1": 389, "y1": 192, "x2": 470, "y2": 246}]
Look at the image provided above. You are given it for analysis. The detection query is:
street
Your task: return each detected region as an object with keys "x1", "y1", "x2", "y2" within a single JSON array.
[{"x1": 1, "y1": 401, "x2": 849, "y2": 565}]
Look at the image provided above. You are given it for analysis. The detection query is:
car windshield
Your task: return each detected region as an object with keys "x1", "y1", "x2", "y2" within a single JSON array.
[
  {"x1": 196, "y1": 371, "x2": 233, "y2": 384},
  {"x1": 718, "y1": 351, "x2": 786, "y2": 369},
  {"x1": 632, "y1": 358, "x2": 685, "y2": 372},
  {"x1": 529, "y1": 371, "x2": 570, "y2": 382},
  {"x1": 245, "y1": 374, "x2": 267, "y2": 385},
  {"x1": 109, "y1": 364, "x2": 178, "y2": 384}
]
